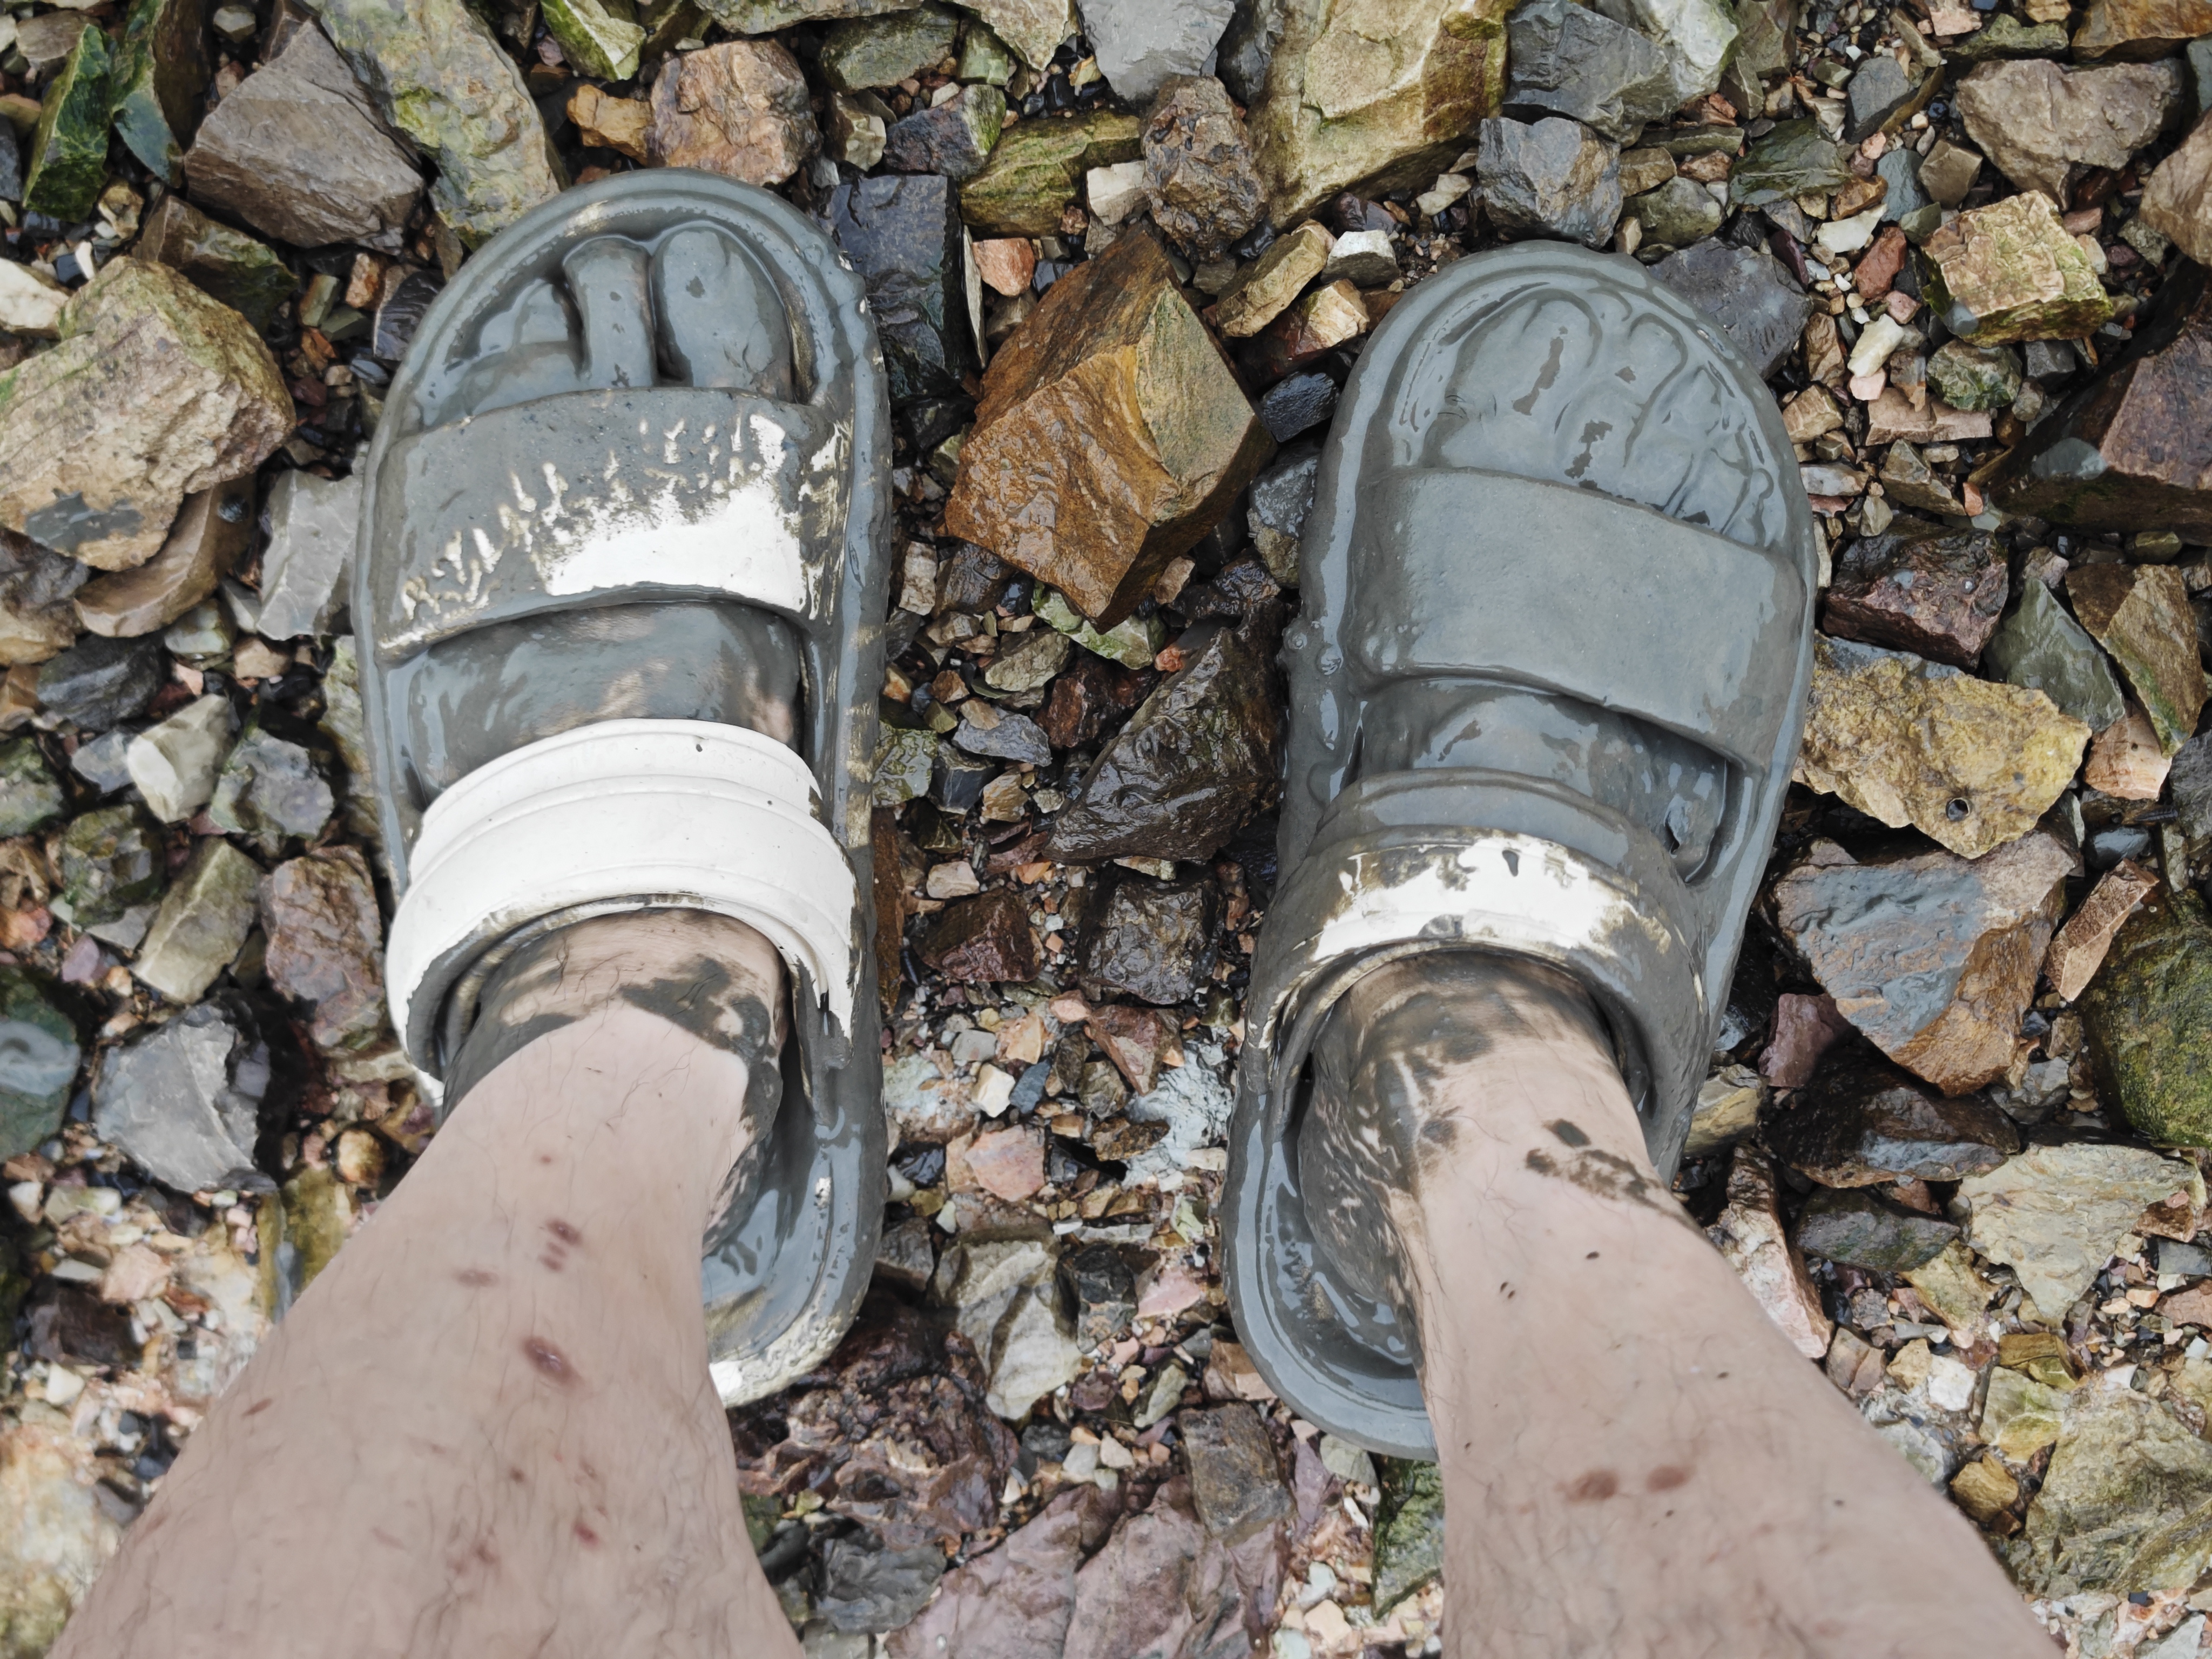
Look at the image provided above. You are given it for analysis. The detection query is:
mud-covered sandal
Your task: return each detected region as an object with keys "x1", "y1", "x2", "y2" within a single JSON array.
[
  {"x1": 1223, "y1": 243, "x2": 1820, "y2": 1456},
  {"x1": 356, "y1": 172, "x2": 892, "y2": 1406}
]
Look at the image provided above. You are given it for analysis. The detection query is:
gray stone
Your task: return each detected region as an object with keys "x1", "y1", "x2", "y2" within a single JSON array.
[
  {"x1": 822, "y1": 174, "x2": 973, "y2": 409},
  {"x1": 815, "y1": 1534, "x2": 946, "y2": 1634},
  {"x1": 1793, "y1": 1185, "x2": 1960, "y2": 1272},
  {"x1": 1181, "y1": 1405, "x2": 1290, "y2": 1543},
  {"x1": 36, "y1": 636, "x2": 166, "y2": 731},
  {"x1": 2174, "y1": 729, "x2": 2212, "y2": 843},
  {"x1": 261, "y1": 846, "x2": 386, "y2": 1051},
  {"x1": 1215, "y1": 0, "x2": 1284, "y2": 106},
  {"x1": 1504, "y1": 0, "x2": 1681, "y2": 141},
  {"x1": 1983, "y1": 577, "x2": 2128, "y2": 732},
  {"x1": 1256, "y1": 370, "x2": 1337, "y2": 442},
  {"x1": 210, "y1": 728, "x2": 335, "y2": 855},
  {"x1": 1589, "y1": 0, "x2": 1738, "y2": 111},
  {"x1": 125, "y1": 694, "x2": 233, "y2": 824},
  {"x1": 1077, "y1": 0, "x2": 1236, "y2": 104},
  {"x1": 1475, "y1": 117, "x2": 1621, "y2": 248},
  {"x1": 982, "y1": 627, "x2": 1071, "y2": 693},
  {"x1": 255, "y1": 471, "x2": 361, "y2": 641},
  {"x1": 1651, "y1": 241, "x2": 1811, "y2": 379},
  {"x1": 1957, "y1": 58, "x2": 2184, "y2": 207},
  {"x1": 953, "y1": 704, "x2": 1052, "y2": 766},
  {"x1": 1728, "y1": 117, "x2": 1852, "y2": 207},
  {"x1": 882, "y1": 84, "x2": 1006, "y2": 181},
  {"x1": 1845, "y1": 52, "x2": 1914, "y2": 143},
  {"x1": 1246, "y1": 444, "x2": 1317, "y2": 585},
  {"x1": 1624, "y1": 174, "x2": 1723, "y2": 247},
  {"x1": 950, "y1": 1238, "x2": 1081, "y2": 1419},
  {"x1": 1877, "y1": 145, "x2": 1928, "y2": 224},
  {"x1": 818, "y1": 4, "x2": 961, "y2": 90},
  {"x1": 1058, "y1": 1242, "x2": 1136, "y2": 1347},
  {"x1": 0, "y1": 738, "x2": 63, "y2": 838},
  {"x1": 0, "y1": 530, "x2": 89, "y2": 669},
  {"x1": 93, "y1": 996, "x2": 274, "y2": 1193},
  {"x1": 0, "y1": 969, "x2": 80, "y2": 1161},
  {"x1": 1956, "y1": 1142, "x2": 2200, "y2": 1319},
  {"x1": 1322, "y1": 227, "x2": 1397, "y2": 286},
  {"x1": 57, "y1": 806, "x2": 166, "y2": 928},
  {"x1": 1143, "y1": 76, "x2": 1265, "y2": 263},
  {"x1": 70, "y1": 730, "x2": 137, "y2": 795},
  {"x1": 1763, "y1": 1055, "x2": 2020, "y2": 1186},
  {"x1": 1925, "y1": 340, "x2": 2022, "y2": 413},
  {"x1": 133, "y1": 838, "x2": 261, "y2": 1004}
]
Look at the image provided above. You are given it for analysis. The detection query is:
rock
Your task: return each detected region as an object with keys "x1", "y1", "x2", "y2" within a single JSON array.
[
  {"x1": 0, "y1": 259, "x2": 291, "y2": 573},
  {"x1": 1474, "y1": 116, "x2": 1621, "y2": 248},
  {"x1": 1957, "y1": 58, "x2": 2181, "y2": 208},
  {"x1": 650, "y1": 41, "x2": 817, "y2": 186},
  {"x1": 1142, "y1": 76, "x2": 1264, "y2": 262},
  {"x1": 1728, "y1": 118, "x2": 1852, "y2": 208},
  {"x1": 1050, "y1": 623, "x2": 1278, "y2": 862},
  {"x1": 2081, "y1": 891, "x2": 2212, "y2": 1147},
  {"x1": 945, "y1": 234, "x2": 1270, "y2": 628},
  {"x1": 93, "y1": 995, "x2": 275, "y2": 1193},
  {"x1": 918, "y1": 888, "x2": 1041, "y2": 983},
  {"x1": 2067, "y1": 564, "x2": 2207, "y2": 754},
  {"x1": 1982, "y1": 578, "x2": 2127, "y2": 733},
  {"x1": 1650, "y1": 242, "x2": 1810, "y2": 379},
  {"x1": 1794, "y1": 637, "x2": 2089, "y2": 859},
  {"x1": 2142, "y1": 110, "x2": 2212, "y2": 267},
  {"x1": 37, "y1": 636, "x2": 166, "y2": 732},
  {"x1": 2047, "y1": 858, "x2": 2159, "y2": 1000},
  {"x1": 1617, "y1": 144, "x2": 1676, "y2": 197},
  {"x1": 75, "y1": 477, "x2": 254, "y2": 640},
  {"x1": 542, "y1": 0, "x2": 644, "y2": 78},
  {"x1": 1257, "y1": 369, "x2": 1337, "y2": 442},
  {"x1": 1245, "y1": 444, "x2": 1317, "y2": 583},
  {"x1": 262, "y1": 846, "x2": 385, "y2": 1051},
  {"x1": 1063, "y1": 1478, "x2": 1278, "y2": 1659},
  {"x1": 184, "y1": 24, "x2": 422, "y2": 251},
  {"x1": 883, "y1": 84, "x2": 1006, "y2": 180},
  {"x1": 1322, "y1": 227, "x2": 1397, "y2": 286},
  {"x1": 954, "y1": 701, "x2": 1051, "y2": 765},
  {"x1": 1084, "y1": 158, "x2": 1149, "y2": 227},
  {"x1": 1059, "y1": 1242, "x2": 1137, "y2": 1348},
  {"x1": 1875, "y1": 146, "x2": 1929, "y2": 225},
  {"x1": 2018, "y1": 1387, "x2": 2212, "y2": 1595},
  {"x1": 111, "y1": 0, "x2": 212, "y2": 184},
  {"x1": 0, "y1": 263, "x2": 64, "y2": 340},
  {"x1": 1708, "y1": 1143, "x2": 1832, "y2": 1359},
  {"x1": 133, "y1": 838, "x2": 261, "y2": 1004},
  {"x1": 569, "y1": 83, "x2": 653, "y2": 161},
  {"x1": 958, "y1": 0, "x2": 1076, "y2": 70},
  {"x1": 1793, "y1": 1184, "x2": 1960, "y2": 1271},
  {"x1": 1763, "y1": 1056, "x2": 2020, "y2": 1185},
  {"x1": 1501, "y1": 0, "x2": 1677, "y2": 142},
  {"x1": 1079, "y1": 872, "x2": 1220, "y2": 1005},
  {"x1": 1182, "y1": 1405, "x2": 1290, "y2": 1543},
  {"x1": 125, "y1": 693, "x2": 233, "y2": 823},
  {"x1": 1925, "y1": 341, "x2": 2023, "y2": 414},
  {"x1": 57, "y1": 805, "x2": 166, "y2": 928},
  {"x1": 970, "y1": 237, "x2": 1036, "y2": 297},
  {"x1": 1920, "y1": 192, "x2": 2114, "y2": 346},
  {"x1": 0, "y1": 1421, "x2": 122, "y2": 1652},
  {"x1": 1870, "y1": 442, "x2": 1955, "y2": 516},
  {"x1": 1253, "y1": 279, "x2": 1366, "y2": 379},
  {"x1": 2083, "y1": 704, "x2": 2170, "y2": 799},
  {"x1": 2073, "y1": 0, "x2": 2212, "y2": 58},
  {"x1": 820, "y1": 5, "x2": 960, "y2": 89},
  {"x1": 1957, "y1": 1142, "x2": 2198, "y2": 1318},
  {"x1": 0, "y1": 739, "x2": 61, "y2": 838},
  {"x1": 1980, "y1": 1365, "x2": 2068, "y2": 1461},
  {"x1": 1845, "y1": 52, "x2": 1914, "y2": 142},
  {"x1": 1779, "y1": 832, "x2": 2068, "y2": 1094},
  {"x1": 1951, "y1": 1455, "x2": 2021, "y2": 1530},
  {"x1": 0, "y1": 969, "x2": 78, "y2": 1159},
  {"x1": 1626, "y1": 175, "x2": 1723, "y2": 248},
  {"x1": 816, "y1": 1534, "x2": 946, "y2": 1634},
  {"x1": 824, "y1": 174, "x2": 973, "y2": 408},
  {"x1": 959, "y1": 109, "x2": 1141, "y2": 237},
  {"x1": 209, "y1": 727, "x2": 335, "y2": 854},
  {"x1": 1685, "y1": 1067, "x2": 1764, "y2": 1159},
  {"x1": 1034, "y1": 585, "x2": 1165, "y2": 669},
  {"x1": 1592, "y1": 0, "x2": 1736, "y2": 111},
  {"x1": 21, "y1": 25, "x2": 110, "y2": 223},
  {"x1": 1247, "y1": 0, "x2": 1513, "y2": 228},
  {"x1": 305, "y1": 0, "x2": 562, "y2": 246},
  {"x1": 952, "y1": 1238, "x2": 1081, "y2": 1418},
  {"x1": 1080, "y1": 0, "x2": 1235, "y2": 104},
  {"x1": 1211, "y1": 219, "x2": 1332, "y2": 339},
  {"x1": 1822, "y1": 521, "x2": 2007, "y2": 668},
  {"x1": 885, "y1": 1489, "x2": 1094, "y2": 1659},
  {"x1": 1372, "y1": 1457, "x2": 1445, "y2": 1613},
  {"x1": 2174, "y1": 730, "x2": 2212, "y2": 842},
  {"x1": 983, "y1": 627, "x2": 1071, "y2": 693},
  {"x1": 873, "y1": 727, "x2": 939, "y2": 806}
]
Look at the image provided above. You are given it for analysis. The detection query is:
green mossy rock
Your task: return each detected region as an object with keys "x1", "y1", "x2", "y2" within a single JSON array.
[
  {"x1": 541, "y1": 0, "x2": 644, "y2": 80},
  {"x1": 1372, "y1": 1456, "x2": 1446, "y2": 1614},
  {"x1": 1926, "y1": 340, "x2": 2023, "y2": 412},
  {"x1": 959, "y1": 107, "x2": 1139, "y2": 236},
  {"x1": 111, "y1": 0, "x2": 211, "y2": 184},
  {"x1": 0, "y1": 737, "x2": 63, "y2": 838},
  {"x1": 137, "y1": 194, "x2": 298, "y2": 333},
  {"x1": 57, "y1": 804, "x2": 165, "y2": 926},
  {"x1": 2014, "y1": 1386, "x2": 2212, "y2": 1595},
  {"x1": 1920, "y1": 192, "x2": 2115, "y2": 345},
  {"x1": 0, "y1": 968, "x2": 80, "y2": 1160},
  {"x1": 2081, "y1": 889, "x2": 2212, "y2": 1148},
  {"x1": 1728, "y1": 117, "x2": 1852, "y2": 206},
  {"x1": 23, "y1": 24, "x2": 113, "y2": 222},
  {"x1": 820, "y1": 3, "x2": 960, "y2": 90}
]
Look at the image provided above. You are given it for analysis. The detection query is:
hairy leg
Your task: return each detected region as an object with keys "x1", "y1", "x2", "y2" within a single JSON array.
[
  {"x1": 1308, "y1": 955, "x2": 2053, "y2": 1659},
  {"x1": 57, "y1": 912, "x2": 803, "y2": 1659}
]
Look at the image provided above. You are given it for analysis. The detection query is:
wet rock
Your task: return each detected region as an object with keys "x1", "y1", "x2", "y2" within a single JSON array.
[
  {"x1": 569, "y1": 83, "x2": 653, "y2": 161},
  {"x1": 58, "y1": 806, "x2": 165, "y2": 929},
  {"x1": 1182, "y1": 1405, "x2": 1290, "y2": 1543},
  {"x1": 816, "y1": 1534, "x2": 946, "y2": 1635},
  {"x1": 1322, "y1": 226, "x2": 1397, "y2": 286},
  {"x1": 1772, "y1": 834, "x2": 2073, "y2": 1096},
  {"x1": 824, "y1": 174, "x2": 973, "y2": 408},
  {"x1": 1050, "y1": 623, "x2": 1278, "y2": 863},
  {"x1": 1247, "y1": 0, "x2": 1513, "y2": 228},
  {"x1": 1370, "y1": 1456, "x2": 1445, "y2": 1614},
  {"x1": 959, "y1": 108, "x2": 1141, "y2": 237},
  {"x1": 1085, "y1": 1003, "x2": 1178, "y2": 1094},
  {"x1": 1060, "y1": 1242, "x2": 1136, "y2": 1348},
  {"x1": 820, "y1": 5, "x2": 960, "y2": 89},
  {"x1": 76, "y1": 477, "x2": 254, "y2": 640},
  {"x1": 2072, "y1": 0, "x2": 2212, "y2": 58},
  {"x1": 209, "y1": 727, "x2": 335, "y2": 855},
  {"x1": 262, "y1": 846, "x2": 385, "y2": 1051},
  {"x1": 1794, "y1": 637, "x2": 2089, "y2": 859},
  {"x1": 1626, "y1": 175, "x2": 1723, "y2": 248},
  {"x1": 1037, "y1": 652, "x2": 1135, "y2": 747},
  {"x1": 133, "y1": 838, "x2": 261, "y2": 1004},
  {"x1": 2046, "y1": 857, "x2": 2159, "y2": 1001},
  {"x1": 873, "y1": 727, "x2": 939, "y2": 806},
  {"x1": 2142, "y1": 110, "x2": 2212, "y2": 268},
  {"x1": 1064, "y1": 1476, "x2": 1279, "y2": 1659},
  {"x1": 2081, "y1": 891, "x2": 2212, "y2": 1148},
  {"x1": 1686, "y1": 1065, "x2": 1765, "y2": 1157},
  {"x1": 1650, "y1": 242, "x2": 1810, "y2": 380},
  {"x1": 1501, "y1": 0, "x2": 1676, "y2": 142},
  {"x1": 126, "y1": 694, "x2": 232, "y2": 823},
  {"x1": 1956, "y1": 58, "x2": 2181, "y2": 208},
  {"x1": 93, "y1": 995, "x2": 274, "y2": 1193},
  {"x1": 111, "y1": 0, "x2": 212, "y2": 185},
  {"x1": 1596, "y1": 0, "x2": 1737, "y2": 110},
  {"x1": 1245, "y1": 444, "x2": 1317, "y2": 584},
  {"x1": 1034, "y1": 586, "x2": 1165, "y2": 669},
  {"x1": 307, "y1": 0, "x2": 562, "y2": 246},
  {"x1": 970, "y1": 237, "x2": 1036, "y2": 298},
  {"x1": 1762, "y1": 1057, "x2": 2020, "y2": 1185},
  {"x1": 1875, "y1": 441, "x2": 1960, "y2": 517},
  {"x1": 984, "y1": 627, "x2": 1071, "y2": 693},
  {"x1": 1956, "y1": 1142, "x2": 2198, "y2": 1317},
  {"x1": 21, "y1": 25, "x2": 110, "y2": 223},
  {"x1": 542, "y1": 0, "x2": 643, "y2": 78},
  {"x1": 1079, "y1": 871, "x2": 1220, "y2": 1005},
  {"x1": 954, "y1": 702, "x2": 1051, "y2": 766},
  {"x1": 2067, "y1": 565, "x2": 2206, "y2": 754},
  {"x1": 184, "y1": 24, "x2": 421, "y2": 251},
  {"x1": 1076, "y1": 0, "x2": 1232, "y2": 104},
  {"x1": 885, "y1": 1489, "x2": 1095, "y2": 1659},
  {"x1": 1474, "y1": 116, "x2": 1621, "y2": 248},
  {"x1": 0, "y1": 739, "x2": 60, "y2": 839},
  {"x1": 2017, "y1": 1387, "x2": 2212, "y2": 1595},
  {"x1": 1256, "y1": 370, "x2": 1337, "y2": 443},
  {"x1": 2085, "y1": 703, "x2": 2170, "y2": 799},
  {"x1": 1823, "y1": 522, "x2": 2006, "y2": 669},
  {"x1": 1143, "y1": 76, "x2": 1264, "y2": 262},
  {"x1": 0, "y1": 259, "x2": 291, "y2": 573},
  {"x1": 1210, "y1": 219, "x2": 1332, "y2": 339},
  {"x1": 1793, "y1": 1184, "x2": 1960, "y2": 1271},
  {"x1": 1253, "y1": 279, "x2": 1366, "y2": 379},
  {"x1": 1925, "y1": 341, "x2": 2023, "y2": 415},
  {"x1": 945, "y1": 234, "x2": 1270, "y2": 628},
  {"x1": 0, "y1": 531, "x2": 87, "y2": 669},
  {"x1": 951, "y1": 1238, "x2": 1081, "y2": 1419},
  {"x1": 0, "y1": 1421, "x2": 123, "y2": 1649},
  {"x1": 650, "y1": 40, "x2": 817, "y2": 186},
  {"x1": 0, "y1": 969, "x2": 78, "y2": 1159},
  {"x1": 918, "y1": 888, "x2": 1041, "y2": 984},
  {"x1": 1845, "y1": 52, "x2": 1914, "y2": 143},
  {"x1": 1920, "y1": 193, "x2": 2114, "y2": 346},
  {"x1": 883, "y1": 84, "x2": 1006, "y2": 180},
  {"x1": 41, "y1": 638, "x2": 168, "y2": 739},
  {"x1": 1709, "y1": 1143, "x2": 1832, "y2": 1359},
  {"x1": 1728, "y1": 118, "x2": 1852, "y2": 208},
  {"x1": 1982, "y1": 577, "x2": 2127, "y2": 733}
]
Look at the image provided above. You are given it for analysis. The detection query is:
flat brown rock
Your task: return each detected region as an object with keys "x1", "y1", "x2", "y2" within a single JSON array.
[
  {"x1": 917, "y1": 888, "x2": 1042, "y2": 984},
  {"x1": 650, "y1": 39, "x2": 817, "y2": 185},
  {"x1": 2067, "y1": 563, "x2": 2207, "y2": 754},
  {"x1": 1955, "y1": 57, "x2": 2182, "y2": 206},
  {"x1": 2073, "y1": 0, "x2": 2212, "y2": 58},
  {"x1": 1822, "y1": 521, "x2": 2008, "y2": 668},
  {"x1": 2047, "y1": 858, "x2": 2159, "y2": 1002},
  {"x1": 2082, "y1": 703, "x2": 2170, "y2": 799},
  {"x1": 261, "y1": 846, "x2": 387, "y2": 1052},
  {"x1": 2142, "y1": 110, "x2": 2212, "y2": 266},
  {"x1": 945, "y1": 234, "x2": 1272, "y2": 626},
  {"x1": 73, "y1": 477, "x2": 252, "y2": 637},
  {"x1": 1709, "y1": 1144, "x2": 1833, "y2": 1359}
]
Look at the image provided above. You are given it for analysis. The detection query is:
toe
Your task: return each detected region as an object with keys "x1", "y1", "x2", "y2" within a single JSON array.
[
  {"x1": 652, "y1": 225, "x2": 794, "y2": 398},
  {"x1": 561, "y1": 236, "x2": 659, "y2": 390}
]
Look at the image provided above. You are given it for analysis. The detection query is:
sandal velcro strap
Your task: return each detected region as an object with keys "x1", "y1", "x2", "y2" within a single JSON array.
[{"x1": 385, "y1": 718, "x2": 857, "y2": 1075}]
